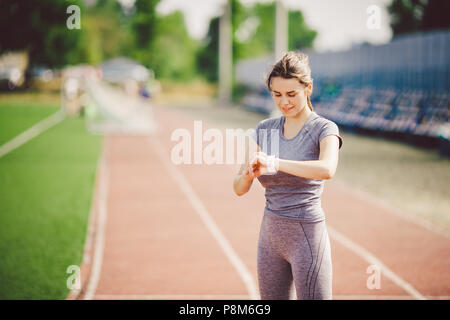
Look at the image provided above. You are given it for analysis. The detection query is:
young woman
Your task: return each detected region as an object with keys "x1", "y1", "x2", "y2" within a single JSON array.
[{"x1": 233, "y1": 51, "x2": 343, "y2": 300}]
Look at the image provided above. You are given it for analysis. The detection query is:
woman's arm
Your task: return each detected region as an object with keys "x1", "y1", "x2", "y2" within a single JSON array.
[
  {"x1": 279, "y1": 135, "x2": 340, "y2": 179},
  {"x1": 233, "y1": 163, "x2": 254, "y2": 196},
  {"x1": 256, "y1": 135, "x2": 340, "y2": 180},
  {"x1": 233, "y1": 133, "x2": 261, "y2": 196}
]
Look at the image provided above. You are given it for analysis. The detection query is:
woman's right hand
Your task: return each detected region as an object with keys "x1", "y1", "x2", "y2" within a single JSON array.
[
  {"x1": 242, "y1": 162, "x2": 257, "y2": 181},
  {"x1": 233, "y1": 136, "x2": 261, "y2": 196},
  {"x1": 242, "y1": 165, "x2": 253, "y2": 181},
  {"x1": 249, "y1": 160, "x2": 262, "y2": 179}
]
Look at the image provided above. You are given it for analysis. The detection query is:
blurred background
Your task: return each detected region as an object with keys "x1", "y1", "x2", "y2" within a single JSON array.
[
  {"x1": 1, "y1": 0, "x2": 449, "y2": 149},
  {"x1": 0, "y1": 0, "x2": 449, "y2": 300}
]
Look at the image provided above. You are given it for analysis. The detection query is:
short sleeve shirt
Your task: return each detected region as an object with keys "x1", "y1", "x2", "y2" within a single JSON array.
[{"x1": 250, "y1": 111, "x2": 343, "y2": 221}]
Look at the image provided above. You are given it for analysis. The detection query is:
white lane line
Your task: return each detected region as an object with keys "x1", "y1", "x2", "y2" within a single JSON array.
[
  {"x1": 331, "y1": 180, "x2": 450, "y2": 239},
  {"x1": 83, "y1": 139, "x2": 110, "y2": 300},
  {"x1": 150, "y1": 137, "x2": 259, "y2": 300},
  {"x1": 333, "y1": 295, "x2": 449, "y2": 300},
  {"x1": 66, "y1": 138, "x2": 105, "y2": 300},
  {"x1": 93, "y1": 294, "x2": 449, "y2": 300},
  {"x1": 94, "y1": 294, "x2": 251, "y2": 300},
  {"x1": 0, "y1": 110, "x2": 65, "y2": 158},
  {"x1": 327, "y1": 226, "x2": 426, "y2": 300}
]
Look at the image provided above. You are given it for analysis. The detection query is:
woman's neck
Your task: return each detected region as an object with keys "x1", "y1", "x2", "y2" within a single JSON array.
[{"x1": 284, "y1": 107, "x2": 312, "y2": 127}]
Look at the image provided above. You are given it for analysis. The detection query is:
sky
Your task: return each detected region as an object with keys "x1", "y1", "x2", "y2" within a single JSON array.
[{"x1": 156, "y1": 0, "x2": 393, "y2": 53}]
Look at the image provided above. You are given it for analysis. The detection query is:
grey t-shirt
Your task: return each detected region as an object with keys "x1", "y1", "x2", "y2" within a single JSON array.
[{"x1": 251, "y1": 111, "x2": 343, "y2": 222}]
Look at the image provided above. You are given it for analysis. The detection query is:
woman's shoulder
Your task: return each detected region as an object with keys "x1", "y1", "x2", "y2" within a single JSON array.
[
  {"x1": 311, "y1": 112, "x2": 339, "y2": 130},
  {"x1": 310, "y1": 112, "x2": 343, "y2": 148},
  {"x1": 256, "y1": 115, "x2": 283, "y2": 130}
]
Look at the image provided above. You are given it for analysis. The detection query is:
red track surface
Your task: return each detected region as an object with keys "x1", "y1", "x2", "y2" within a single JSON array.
[{"x1": 68, "y1": 105, "x2": 450, "y2": 300}]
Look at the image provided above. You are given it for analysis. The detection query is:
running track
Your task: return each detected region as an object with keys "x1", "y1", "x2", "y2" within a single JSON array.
[{"x1": 67, "y1": 89, "x2": 450, "y2": 300}]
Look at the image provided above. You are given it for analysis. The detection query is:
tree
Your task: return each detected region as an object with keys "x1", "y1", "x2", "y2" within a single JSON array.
[
  {"x1": 130, "y1": 0, "x2": 160, "y2": 67},
  {"x1": 387, "y1": 0, "x2": 450, "y2": 36},
  {"x1": 235, "y1": 2, "x2": 316, "y2": 58},
  {"x1": 237, "y1": 2, "x2": 276, "y2": 59},
  {"x1": 149, "y1": 11, "x2": 200, "y2": 80},
  {"x1": 288, "y1": 10, "x2": 317, "y2": 51},
  {"x1": 231, "y1": 0, "x2": 248, "y2": 62},
  {"x1": 197, "y1": 0, "x2": 317, "y2": 82},
  {"x1": 196, "y1": 0, "x2": 246, "y2": 83},
  {"x1": 0, "y1": 0, "x2": 87, "y2": 68},
  {"x1": 197, "y1": 17, "x2": 220, "y2": 82}
]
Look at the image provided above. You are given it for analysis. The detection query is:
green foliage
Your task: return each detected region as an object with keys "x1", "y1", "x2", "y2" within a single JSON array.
[
  {"x1": 127, "y1": 1, "x2": 201, "y2": 80},
  {"x1": 0, "y1": 0, "x2": 199, "y2": 80},
  {"x1": 197, "y1": 17, "x2": 220, "y2": 83},
  {"x1": 237, "y1": 2, "x2": 316, "y2": 57},
  {"x1": 197, "y1": 0, "x2": 317, "y2": 83},
  {"x1": 0, "y1": 0, "x2": 86, "y2": 67},
  {"x1": 131, "y1": 0, "x2": 159, "y2": 50},
  {"x1": 387, "y1": 0, "x2": 450, "y2": 36},
  {"x1": 237, "y1": 2, "x2": 275, "y2": 59},
  {"x1": 388, "y1": 0, "x2": 426, "y2": 35},
  {"x1": 129, "y1": 0, "x2": 160, "y2": 71},
  {"x1": 0, "y1": 0, "x2": 132, "y2": 67},
  {"x1": 148, "y1": 11, "x2": 200, "y2": 80},
  {"x1": 82, "y1": 0, "x2": 134, "y2": 64},
  {"x1": 231, "y1": 0, "x2": 248, "y2": 62},
  {"x1": 288, "y1": 11, "x2": 317, "y2": 51},
  {"x1": 0, "y1": 0, "x2": 317, "y2": 83}
]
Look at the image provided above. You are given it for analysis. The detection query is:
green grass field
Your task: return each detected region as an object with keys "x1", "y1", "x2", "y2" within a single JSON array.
[
  {"x1": 0, "y1": 105, "x2": 59, "y2": 146},
  {"x1": 167, "y1": 103, "x2": 450, "y2": 232},
  {"x1": 0, "y1": 96, "x2": 102, "y2": 299}
]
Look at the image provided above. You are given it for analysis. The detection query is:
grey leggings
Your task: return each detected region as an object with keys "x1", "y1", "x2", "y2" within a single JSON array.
[{"x1": 257, "y1": 211, "x2": 332, "y2": 300}]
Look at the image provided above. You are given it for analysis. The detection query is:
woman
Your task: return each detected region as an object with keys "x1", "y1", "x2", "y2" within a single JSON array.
[{"x1": 233, "y1": 51, "x2": 343, "y2": 300}]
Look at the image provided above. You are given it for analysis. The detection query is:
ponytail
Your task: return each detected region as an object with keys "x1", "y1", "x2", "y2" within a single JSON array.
[{"x1": 307, "y1": 95, "x2": 313, "y2": 111}]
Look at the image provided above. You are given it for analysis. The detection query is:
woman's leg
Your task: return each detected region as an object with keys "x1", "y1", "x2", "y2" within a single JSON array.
[
  {"x1": 257, "y1": 214, "x2": 293, "y2": 299},
  {"x1": 290, "y1": 220, "x2": 332, "y2": 300}
]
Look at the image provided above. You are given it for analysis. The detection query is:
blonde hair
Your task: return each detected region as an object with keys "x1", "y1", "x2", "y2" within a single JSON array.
[{"x1": 266, "y1": 51, "x2": 314, "y2": 111}]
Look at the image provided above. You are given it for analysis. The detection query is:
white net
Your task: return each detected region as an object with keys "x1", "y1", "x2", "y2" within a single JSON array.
[{"x1": 84, "y1": 78, "x2": 157, "y2": 135}]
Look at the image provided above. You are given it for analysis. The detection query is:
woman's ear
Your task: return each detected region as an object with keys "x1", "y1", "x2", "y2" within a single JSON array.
[{"x1": 307, "y1": 81, "x2": 313, "y2": 96}]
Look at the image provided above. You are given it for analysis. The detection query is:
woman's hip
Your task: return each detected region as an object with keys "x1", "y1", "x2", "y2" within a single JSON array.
[{"x1": 258, "y1": 210, "x2": 329, "y2": 259}]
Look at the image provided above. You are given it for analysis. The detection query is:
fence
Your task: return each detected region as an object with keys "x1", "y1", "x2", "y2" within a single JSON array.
[{"x1": 236, "y1": 30, "x2": 450, "y2": 93}]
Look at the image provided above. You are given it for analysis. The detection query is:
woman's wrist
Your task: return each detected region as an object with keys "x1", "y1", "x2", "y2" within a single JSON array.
[
  {"x1": 264, "y1": 155, "x2": 278, "y2": 174},
  {"x1": 274, "y1": 157, "x2": 280, "y2": 172}
]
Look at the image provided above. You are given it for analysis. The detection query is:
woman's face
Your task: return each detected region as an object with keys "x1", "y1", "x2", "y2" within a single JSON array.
[{"x1": 270, "y1": 77, "x2": 312, "y2": 117}]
